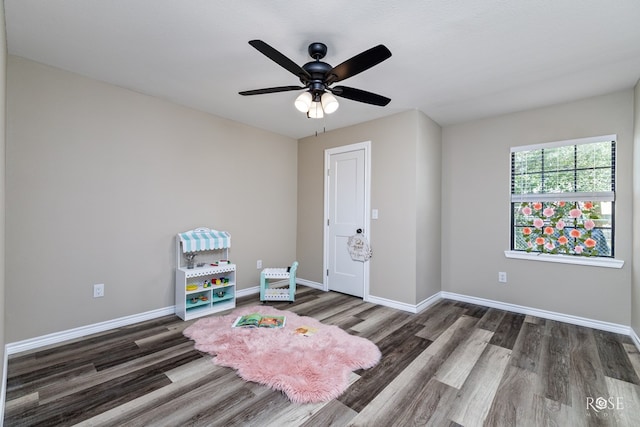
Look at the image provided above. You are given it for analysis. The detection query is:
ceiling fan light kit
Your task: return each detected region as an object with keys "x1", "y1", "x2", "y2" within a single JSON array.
[
  {"x1": 307, "y1": 101, "x2": 324, "y2": 119},
  {"x1": 239, "y1": 40, "x2": 392, "y2": 119},
  {"x1": 294, "y1": 91, "x2": 312, "y2": 113},
  {"x1": 321, "y1": 92, "x2": 339, "y2": 114}
]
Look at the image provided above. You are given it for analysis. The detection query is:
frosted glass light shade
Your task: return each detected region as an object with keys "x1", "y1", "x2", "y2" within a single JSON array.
[
  {"x1": 294, "y1": 92, "x2": 313, "y2": 112},
  {"x1": 307, "y1": 101, "x2": 324, "y2": 119},
  {"x1": 321, "y1": 92, "x2": 339, "y2": 114}
]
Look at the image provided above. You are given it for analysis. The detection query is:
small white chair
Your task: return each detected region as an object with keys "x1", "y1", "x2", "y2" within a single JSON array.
[{"x1": 260, "y1": 261, "x2": 298, "y2": 302}]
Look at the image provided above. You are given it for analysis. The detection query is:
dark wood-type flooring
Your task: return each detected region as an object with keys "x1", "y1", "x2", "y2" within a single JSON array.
[{"x1": 4, "y1": 286, "x2": 640, "y2": 426}]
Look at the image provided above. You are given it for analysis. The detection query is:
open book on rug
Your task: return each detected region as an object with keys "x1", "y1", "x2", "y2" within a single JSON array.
[
  {"x1": 232, "y1": 313, "x2": 286, "y2": 328},
  {"x1": 293, "y1": 326, "x2": 317, "y2": 336}
]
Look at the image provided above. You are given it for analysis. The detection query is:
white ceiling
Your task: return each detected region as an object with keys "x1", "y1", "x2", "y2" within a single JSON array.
[{"x1": 5, "y1": 0, "x2": 640, "y2": 139}]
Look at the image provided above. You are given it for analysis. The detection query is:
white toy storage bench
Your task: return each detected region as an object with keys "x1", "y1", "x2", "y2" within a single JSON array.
[{"x1": 260, "y1": 261, "x2": 298, "y2": 302}]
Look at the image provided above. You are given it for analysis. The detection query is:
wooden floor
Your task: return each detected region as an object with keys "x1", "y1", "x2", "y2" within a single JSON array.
[{"x1": 4, "y1": 286, "x2": 640, "y2": 426}]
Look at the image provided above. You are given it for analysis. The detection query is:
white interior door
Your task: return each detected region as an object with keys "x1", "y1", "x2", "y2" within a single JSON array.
[{"x1": 325, "y1": 143, "x2": 369, "y2": 298}]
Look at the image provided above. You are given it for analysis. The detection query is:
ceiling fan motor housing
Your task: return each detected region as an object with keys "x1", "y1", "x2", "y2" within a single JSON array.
[
  {"x1": 303, "y1": 43, "x2": 333, "y2": 98},
  {"x1": 302, "y1": 60, "x2": 332, "y2": 98}
]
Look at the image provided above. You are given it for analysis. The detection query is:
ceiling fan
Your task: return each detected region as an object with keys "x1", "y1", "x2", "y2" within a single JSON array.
[{"x1": 239, "y1": 40, "x2": 392, "y2": 118}]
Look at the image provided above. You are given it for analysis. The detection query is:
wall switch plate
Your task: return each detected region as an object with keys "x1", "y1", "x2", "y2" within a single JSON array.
[
  {"x1": 257, "y1": 260, "x2": 262, "y2": 269},
  {"x1": 372, "y1": 209, "x2": 379, "y2": 219},
  {"x1": 498, "y1": 272, "x2": 507, "y2": 283},
  {"x1": 93, "y1": 283, "x2": 105, "y2": 298}
]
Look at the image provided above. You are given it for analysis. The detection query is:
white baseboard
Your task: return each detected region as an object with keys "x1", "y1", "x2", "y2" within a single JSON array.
[
  {"x1": 366, "y1": 290, "x2": 634, "y2": 342},
  {"x1": 5, "y1": 306, "x2": 176, "y2": 356},
  {"x1": 235, "y1": 278, "x2": 322, "y2": 299},
  {"x1": 296, "y1": 278, "x2": 324, "y2": 290},
  {"x1": 366, "y1": 292, "x2": 441, "y2": 314},
  {"x1": 5, "y1": 280, "x2": 314, "y2": 354},
  {"x1": 630, "y1": 327, "x2": 640, "y2": 350},
  {"x1": 373, "y1": 290, "x2": 636, "y2": 348},
  {"x1": 5, "y1": 288, "x2": 635, "y2": 354},
  {"x1": 1, "y1": 345, "x2": 7, "y2": 424},
  {"x1": 1, "y1": 305, "x2": 177, "y2": 418},
  {"x1": 3, "y1": 285, "x2": 636, "y2": 415},
  {"x1": 236, "y1": 286, "x2": 260, "y2": 298},
  {"x1": 441, "y1": 291, "x2": 631, "y2": 336},
  {"x1": 366, "y1": 294, "x2": 420, "y2": 313},
  {"x1": 416, "y1": 292, "x2": 443, "y2": 313}
]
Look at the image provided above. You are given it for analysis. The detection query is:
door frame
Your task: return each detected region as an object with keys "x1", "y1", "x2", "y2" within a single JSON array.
[{"x1": 323, "y1": 141, "x2": 371, "y2": 300}]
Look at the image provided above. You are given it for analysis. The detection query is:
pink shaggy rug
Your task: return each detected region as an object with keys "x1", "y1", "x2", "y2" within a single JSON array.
[{"x1": 183, "y1": 305, "x2": 381, "y2": 403}]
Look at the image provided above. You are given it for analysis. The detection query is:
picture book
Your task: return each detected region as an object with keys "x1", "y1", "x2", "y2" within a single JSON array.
[
  {"x1": 293, "y1": 326, "x2": 317, "y2": 337},
  {"x1": 232, "y1": 313, "x2": 286, "y2": 328}
]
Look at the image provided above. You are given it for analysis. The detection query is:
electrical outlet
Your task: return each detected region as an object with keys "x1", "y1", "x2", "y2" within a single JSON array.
[
  {"x1": 93, "y1": 283, "x2": 105, "y2": 298},
  {"x1": 257, "y1": 260, "x2": 262, "y2": 269},
  {"x1": 498, "y1": 272, "x2": 507, "y2": 283}
]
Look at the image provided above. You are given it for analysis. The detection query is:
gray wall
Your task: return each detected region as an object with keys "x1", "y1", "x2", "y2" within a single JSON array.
[
  {"x1": 297, "y1": 109, "x2": 442, "y2": 305},
  {"x1": 6, "y1": 56, "x2": 298, "y2": 342},
  {"x1": 4, "y1": 53, "x2": 637, "y2": 346},
  {"x1": 633, "y1": 80, "x2": 640, "y2": 335},
  {"x1": 416, "y1": 112, "x2": 442, "y2": 302},
  {"x1": 442, "y1": 90, "x2": 634, "y2": 325},
  {"x1": 1, "y1": 0, "x2": 6, "y2": 388}
]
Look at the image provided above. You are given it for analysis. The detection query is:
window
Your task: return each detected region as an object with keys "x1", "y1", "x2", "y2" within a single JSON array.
[{"x1": 510, "y1": 135, "x2": 615, "y2": 258}]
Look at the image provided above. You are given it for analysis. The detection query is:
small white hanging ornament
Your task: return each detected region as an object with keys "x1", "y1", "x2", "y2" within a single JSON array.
[{"x1": 347, "y1": 230, "x2": 372, "y2": 262}]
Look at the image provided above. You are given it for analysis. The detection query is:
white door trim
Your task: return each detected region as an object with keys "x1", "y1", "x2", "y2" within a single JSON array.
[{"x1": 323, "y1": 141, "x2": 371, "y2": 300}]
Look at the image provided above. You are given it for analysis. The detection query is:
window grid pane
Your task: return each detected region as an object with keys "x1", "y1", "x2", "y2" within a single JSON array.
[
  {"x1": 510, "y1": 139, "x2": 615, "y2": 258},
  {"x1": 511, "y1": 141, "x2": 615, "y2": 196}
]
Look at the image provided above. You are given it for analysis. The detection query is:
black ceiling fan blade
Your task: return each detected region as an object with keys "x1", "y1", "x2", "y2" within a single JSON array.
[
  {"x1": 331, "y1": 86, "x2": 391, "y2": 106},
  {"x1": 325, "y1": 45, "x2": 392, "y2": 85},
  {"x1": 239, "y1": 86, "x2": 305, "y2": 96},
  {"x1": 248, "y1": 40, "x2": 311, "y2": 81}
]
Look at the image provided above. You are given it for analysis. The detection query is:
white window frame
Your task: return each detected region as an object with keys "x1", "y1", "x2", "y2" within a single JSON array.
[{"x1": 504, "y1": 134, "x2": 624, "y2": 268}]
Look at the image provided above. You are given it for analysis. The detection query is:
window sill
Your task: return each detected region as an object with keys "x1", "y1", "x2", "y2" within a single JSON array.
[{"x1": 504, "y1": 250, "x2": 624, "y2": 269}]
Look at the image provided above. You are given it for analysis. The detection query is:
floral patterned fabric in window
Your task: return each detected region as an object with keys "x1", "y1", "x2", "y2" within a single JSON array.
[{"x1": 513, "y1": 201, "x2": 611, "y2": 256}]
